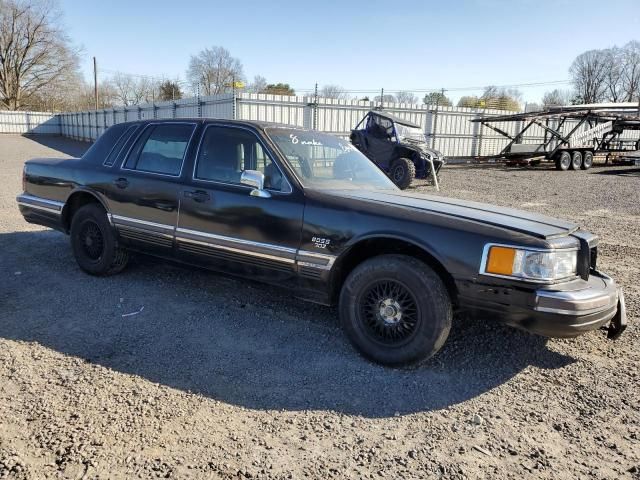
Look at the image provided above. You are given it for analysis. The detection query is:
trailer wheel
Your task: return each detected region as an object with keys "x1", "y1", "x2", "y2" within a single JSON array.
[
  {"x1": 555, "y1": 152, "x2": 571, "y2": 171},
  {"x1": 570, "y1": 151, "x2": 582, "y2": 170},
  {"x1": 581, "y1": 151, "x2": 594, "y2": 170},
  {"x1": 636, "y1": 139, "x2": 640, "y2": 151}
]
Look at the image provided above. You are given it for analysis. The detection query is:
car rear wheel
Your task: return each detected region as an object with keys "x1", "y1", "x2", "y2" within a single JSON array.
[
  {"x1": 339, "y1": 254, "x2": 452, "y2": 367},
  {"x1": 581, "y1": 151, "x2": 593, "y2": 170},
  {"x1": 555, "y1": 151, "x2": 571, "y2": 171},
  {"x1": 570, "y1": 151, "x2": 582, "y2": 170},
  {"x1": 70, "y1": 203, "x2": 129, "y2": 276},
  {"x1": 390, "y1": 158, "x2": 415, "y2": 189}
]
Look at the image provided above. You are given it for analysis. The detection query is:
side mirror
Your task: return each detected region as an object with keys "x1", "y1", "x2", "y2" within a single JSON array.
[{"x1": 240, "y1": 170, "x2": 271, "y2": 198}]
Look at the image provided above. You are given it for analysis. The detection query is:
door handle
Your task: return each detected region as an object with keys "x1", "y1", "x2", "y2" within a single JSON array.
[
  {"x1": 155, "y1": 201, "x2": 175, "y2": 212},
  {"x1": 183, "y1": 190, "x2": 210, "y2": 203},
  {"x1": 113, "y1": 178, "x2": 129, "y2": 189}
]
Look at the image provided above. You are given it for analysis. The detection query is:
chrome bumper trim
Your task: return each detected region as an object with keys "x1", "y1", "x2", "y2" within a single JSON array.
[{"x1": 535, "y1": 273, "x2": 618, "y2": 315}]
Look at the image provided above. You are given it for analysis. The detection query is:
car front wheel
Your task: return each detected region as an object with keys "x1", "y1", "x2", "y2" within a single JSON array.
[
  {"x1": 70, "y1": 203, "x2": 129, "y2": 276},
  {"x1": 339, "y1": 254, "x2": 452, "y2": 367}
]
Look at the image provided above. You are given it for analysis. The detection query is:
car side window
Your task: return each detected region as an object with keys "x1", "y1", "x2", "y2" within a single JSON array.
[
  {"x1": 124, "y1": 123, "x2": 195, "y2": 176},
  {"x1": 194, "y1": 126, "x2": 284, "y2": 191}
]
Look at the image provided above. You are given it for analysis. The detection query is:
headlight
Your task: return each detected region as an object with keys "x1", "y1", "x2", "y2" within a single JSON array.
[{"x1": 481, "y1": 244, "x2": 577, "y2": 282}]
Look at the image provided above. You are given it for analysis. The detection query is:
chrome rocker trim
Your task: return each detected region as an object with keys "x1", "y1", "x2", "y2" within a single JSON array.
[{"x1": 16, "y1": 194, "x2": 64, "y2": 215}]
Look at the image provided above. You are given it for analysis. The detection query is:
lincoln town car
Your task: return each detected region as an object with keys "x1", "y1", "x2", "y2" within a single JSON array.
[{"x1": 17, "y1": 119, "x2": 627, "y2": 366}]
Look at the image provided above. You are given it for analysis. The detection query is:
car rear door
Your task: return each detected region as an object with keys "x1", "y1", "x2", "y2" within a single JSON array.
[
  {"x1": 175, "y1": 124, "x2": 304, "y2": 283},
  {"x1": 104, "y1": 121, "x2": 199, "y2": 254}
]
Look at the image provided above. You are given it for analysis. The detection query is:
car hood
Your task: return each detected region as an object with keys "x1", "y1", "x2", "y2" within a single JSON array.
[{"x1": 325, "y1": 189, "x2": 579, "y2": 240}]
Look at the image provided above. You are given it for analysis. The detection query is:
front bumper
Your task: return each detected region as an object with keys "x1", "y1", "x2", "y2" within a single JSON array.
[{"x1": 460, "y1": 270, "x2": 627, "y2": 339}]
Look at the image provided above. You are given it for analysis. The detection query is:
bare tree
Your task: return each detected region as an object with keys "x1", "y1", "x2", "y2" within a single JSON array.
[
  {"x1": 0, "y1": 0, "x2": 80, "y2": 110},
  {"x1": 603, "y1": 47, "x2": 625, "y2": 102},
  {"x1": 187, "y1": 46, "x2": 244, "y2": 96},
  {"x1": 395, "y1": 91, "x2": 418, "y2": 104},
  {"x1": 541, "y1": 89, "x2": 572, "y2": 108},
  {"x1": 110, "y1": 73, "x2": 156, "y2": 106},
  {"x1": 320, "y1": 84, "x2": 348, "y2": 100},
  {"x1": 622, "y1": 41, "x2": 640, "y2": 101},
  {"x1": 374, "y1": 94, "x2": 396, "y2": 104},
  {"x1": 569, "y1": 49, "x2": 608, "y2": 103},
  {"x1": 248, "y1": 75, "x2": 267, "y2": 93}
]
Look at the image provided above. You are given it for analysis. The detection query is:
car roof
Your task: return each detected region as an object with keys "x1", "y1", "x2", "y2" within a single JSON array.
[
  {"x1": 367, "y1": 110, "x2": 421, "y2": 129},
  {"x1": 116, "y1": 118, "x2": 310, "y2": 132}
]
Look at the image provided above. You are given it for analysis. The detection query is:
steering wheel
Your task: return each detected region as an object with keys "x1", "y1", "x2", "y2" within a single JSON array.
[{"x1": 290, "y1": 153, "x2": 313, "y2": 178}]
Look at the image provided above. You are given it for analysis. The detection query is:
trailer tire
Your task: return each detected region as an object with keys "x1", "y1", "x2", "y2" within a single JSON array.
[
  {"x1": 636, "y1": 139, "x2": 640, "y2": 151},
  {"x1": 555, "y1": 152, "x2": 571, "y2": 171},
  {"x1": 570, "y1": 151, "x2": 582, "y2": 170},
  {"x1": 581, "y1": 151, "x2": 594, "y2": 170}
]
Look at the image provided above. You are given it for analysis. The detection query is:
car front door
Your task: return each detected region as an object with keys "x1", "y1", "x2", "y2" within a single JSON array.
[
  {"x1": 105, "y1": 121, "x2": 199, "y2": 254},
  {"x1": 175, "y1": 124, "x2": 304, "y2": 283}
]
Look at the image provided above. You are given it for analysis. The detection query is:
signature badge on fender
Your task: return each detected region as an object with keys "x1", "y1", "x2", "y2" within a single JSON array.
[{"x1": 312, "y1": 236, "x2": 331, "y2": 249}]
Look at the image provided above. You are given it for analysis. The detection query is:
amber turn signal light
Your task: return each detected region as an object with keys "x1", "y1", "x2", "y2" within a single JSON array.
[{"x1": 485, "y1": 246, "x2": 516, "y2": 275}]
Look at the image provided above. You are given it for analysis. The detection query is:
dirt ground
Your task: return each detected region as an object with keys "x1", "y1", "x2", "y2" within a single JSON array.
[{"x1": 0, "y1": 134, "x2": 638, "y2": 479}]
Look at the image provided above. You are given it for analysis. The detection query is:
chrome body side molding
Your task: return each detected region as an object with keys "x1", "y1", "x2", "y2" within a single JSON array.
[{"x1": 16, "y1": 194, "x2": 64, "y2": 215}]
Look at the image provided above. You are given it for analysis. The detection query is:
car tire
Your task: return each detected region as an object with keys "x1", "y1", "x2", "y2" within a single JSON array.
[
  {"x1": 390, "y1": 158, "x2": 415, "y2": 189},
  {"x1": 570, "y1": 151, "x2": 582, "y2": 170},
  {"x1": 339, "y1": 254, "x2": 452, "y2": 367},
  {"x1": 70, "y1": 203, "x2": 129, "y2": 276},
  {"x1": 555, "y1": 151, "x2": 571, "y2": 171},
  {"x1": 581, "y1": 151, "x2": 593, "y2": 170}
]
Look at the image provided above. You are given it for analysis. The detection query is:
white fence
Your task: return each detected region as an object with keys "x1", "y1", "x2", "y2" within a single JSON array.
[
  {"x1": 4, "y1": 94, "x2": 640, "y2": 159},
  {"x1": 0, "y1": 110, "x2": 60, "y2": 134},
  {"x1": 56, "y1": 93, "x2": 531, "y2": 159}
]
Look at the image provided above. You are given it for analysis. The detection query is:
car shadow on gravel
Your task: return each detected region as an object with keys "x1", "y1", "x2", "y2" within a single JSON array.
[
  {"x1": 23, "y1": 134, "x2": 90, "y2": 158},
  {"x1": 0, "y1": 230, "x2": 575, "y2": 418}
]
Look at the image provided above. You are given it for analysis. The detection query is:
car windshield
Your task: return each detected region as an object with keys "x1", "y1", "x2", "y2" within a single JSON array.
[
  {"x1": 266, "y1": 128, "x2": 398, "y2": 191},
  {"x1": 395, "y1": 123, "x2": 427, "y2": 144}
]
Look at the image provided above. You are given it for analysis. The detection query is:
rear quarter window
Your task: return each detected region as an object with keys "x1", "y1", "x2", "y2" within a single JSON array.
[{"x1": 103, "y1": 125, "x2": 139, "y2": 167}]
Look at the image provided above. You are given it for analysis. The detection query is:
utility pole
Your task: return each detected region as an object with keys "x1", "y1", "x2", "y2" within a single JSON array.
[
  {"x1": 93, "y1": 57, "x2": 99, "y2": 110},
  {"x1": 313, "y1": 82, "x2": 318, "y2": 130}
]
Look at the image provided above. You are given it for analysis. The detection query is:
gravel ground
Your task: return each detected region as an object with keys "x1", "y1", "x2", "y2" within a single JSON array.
[{"x1": 0, "y1": 134, "x2": 638, "y2": 479}]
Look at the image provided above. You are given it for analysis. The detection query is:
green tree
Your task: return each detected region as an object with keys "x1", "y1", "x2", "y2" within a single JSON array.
[
  {"x1": 457, "y1": 96, "x2": 480, "y2": 108},
  {"x1": 158, "y1": 80, "x2": 183, "y2": 101},
  {"x1": 263, "y1": 83, "x2": 295, "y2": 95},
  {"x1": 423, "y1": 92, "x2": 452, "y2": 107}
]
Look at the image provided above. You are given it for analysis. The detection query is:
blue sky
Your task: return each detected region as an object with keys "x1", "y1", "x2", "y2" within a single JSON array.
[{"x1": 60, "y1": 0, "x2": 640, "y2": 103}]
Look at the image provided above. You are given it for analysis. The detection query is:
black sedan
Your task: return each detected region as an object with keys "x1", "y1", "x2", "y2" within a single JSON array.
[{"x1": 17, "y1": 119, "x2": 627, "y2": 366}]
